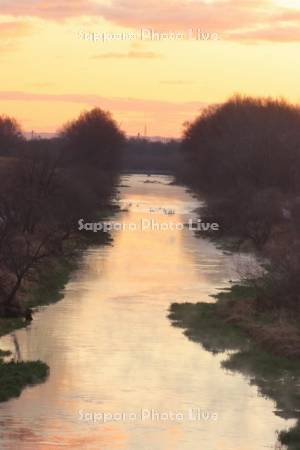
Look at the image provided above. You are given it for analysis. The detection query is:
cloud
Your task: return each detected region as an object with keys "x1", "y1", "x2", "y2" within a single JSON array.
[
  {"x1": 0, "y1": 21, "x2": 32, "y2": 37},
  {"x1": 0, "y1": 20, "x2": 33, "y2": 53},
  {"x1": 1, "y1": 0, "x2": 300, "y2": 42},
  {"x1": 0, "y1": 0, "x2": 102, "y2": 20},
  {"x1": 92, "y1": 50, "x2": 162, "y2": 59},
  {"x1": 0, "y1": 90, "x2": 207, "y2": 136},
  {"x1": 98, "y1": 0, "x2": 300, "y2": 43},
  {"x1": 0, "y1": 90, "x2": 206, "y2": 113},
  {"x1": 98, "y1": 0, "x2": 263, "y2": 31},
  {"x1": 228, "y1": 25, "x2": 300, "y2": 42}
]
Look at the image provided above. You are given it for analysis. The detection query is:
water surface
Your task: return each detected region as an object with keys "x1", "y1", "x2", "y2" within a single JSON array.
[{"x1": 0, "y1": 174, "x2": 292, "y2": 449}]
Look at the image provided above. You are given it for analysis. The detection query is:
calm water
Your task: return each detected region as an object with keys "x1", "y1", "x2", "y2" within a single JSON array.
[{"x1": 0, "y1": 175, "x2": 293, "y2": 450}]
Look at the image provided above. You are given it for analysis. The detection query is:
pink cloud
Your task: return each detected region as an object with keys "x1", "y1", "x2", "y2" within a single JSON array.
[
  {"x1": 0, "y1": 21, "x2": 32, "y2": 37},
  {"x1": 0, "y1": 21, "x2": 33, "y2": 53},
  {"x1": 1, "y1": 0, "x2": 300, "y2": 42},
  {"x1": 0, "y1": 90, "x2": 206, "y2": 113},
  {"x1": 0, "y1": 0, "x2": 101, "y2": 20},
  {"x1": 98, "y1": 0, "x2": 300, "y2": 42},
  {"x1": 0, "y1": 90, "x2": 207, "y2": 136},
  {"x1": 98, "y1": 0, "x2": 262, "y2": 31},
  {"x1": 228, "y1": 25, "x2": 300, "y2": 42}
]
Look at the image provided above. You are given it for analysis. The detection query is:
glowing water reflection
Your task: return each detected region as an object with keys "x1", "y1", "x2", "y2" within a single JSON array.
[{"x1": 0, "y1": 175, "x2": 292, "y2": 450}]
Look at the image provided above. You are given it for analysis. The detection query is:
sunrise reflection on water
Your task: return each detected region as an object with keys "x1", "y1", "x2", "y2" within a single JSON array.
[{"x1": 0, "y1": 175, "x2": 292, "y2": 450}]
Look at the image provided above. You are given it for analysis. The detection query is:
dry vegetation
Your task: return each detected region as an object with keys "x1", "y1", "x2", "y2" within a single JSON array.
[
  {"x1": 180, "y1": 95, "x2": 300, "y2": 323},
  {"x1": 0, "y1": 109, "x2": 124, "y2": 320}
]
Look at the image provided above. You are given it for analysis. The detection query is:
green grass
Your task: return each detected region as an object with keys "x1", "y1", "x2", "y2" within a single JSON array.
[
  {"x1": 26, "y1": 256, "x2": 79, "y2": 308},
  {"x1": 212, "y1": 283, "x2": 257, "y2": 301},
  {"x1": 0, "y1": 360, "x2": 49, "y2": 402},
  {"x1": 0, "y1": 317, "x2": 25, "y2": 338},
  {"x1": 222, "y1": 348, "x2": 300, "y2": 378},
  {"x1": 169, "y1": 302, "x2": 249, "y2": 354}
]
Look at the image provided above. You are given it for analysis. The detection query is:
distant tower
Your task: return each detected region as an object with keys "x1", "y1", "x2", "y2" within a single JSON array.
[{"x1": 144, "y1": 123, "x2": 147, "y2": 138}]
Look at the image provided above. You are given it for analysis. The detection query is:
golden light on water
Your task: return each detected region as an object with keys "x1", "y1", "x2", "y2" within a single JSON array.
[{"x1": 0, "y1": 175, "x2": 293, "y2": 450}]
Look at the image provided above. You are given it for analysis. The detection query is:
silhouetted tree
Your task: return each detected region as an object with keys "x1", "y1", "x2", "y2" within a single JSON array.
[
  {"x1": 60, "y1": 108, "x2": 124, "y2": 169},
  {"x1": 180, "y1": 95, "x2": 300, "y2": 311},
  {"x1": 0, "y1": 116, "x2": 24, "y2": 155},
  {"x1": 181, "y1": 96, "x2": 300, "y2": 195},
  {"x1": 0, "y1": 109, "x2": 124, "y2": 317}
]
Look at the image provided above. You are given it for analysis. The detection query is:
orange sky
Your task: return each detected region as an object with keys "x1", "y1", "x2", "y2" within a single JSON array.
[{"x1": 1, "y1": 0, "x2": 300, "y2": 137}]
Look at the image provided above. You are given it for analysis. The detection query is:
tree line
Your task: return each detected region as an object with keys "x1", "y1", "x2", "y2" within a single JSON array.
[
  {"x1": 0, "y1": 109, "x2": 124, "y2": 318},
  {"x1": 179, "y1": 95, "x2": 300, "y2": 313},
  {"x1": 122, "y1": 137, "x2": 181, "y2": 174}
]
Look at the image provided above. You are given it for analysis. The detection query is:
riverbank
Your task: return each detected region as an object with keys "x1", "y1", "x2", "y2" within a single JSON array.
[
  {"x1": 182, "y1": 186, "x2": 300, "y2": 353},
  {"x1": 0, "y1": 350, "x2": 49, "y2": 403},
  {"x1": 0, "y1": 257, "x2": 79, "y2": 339},
  {"x1": 169, "y1": 283, "x2": 300, "y2": 449},
  {"x1": 0, "y1": 212, "x2": 115, "y2": 403},
  {"x1": 213, "y1": 283, "x2": 300, "y2": 359},
  {"x1": 0, "y1": 254, "x2": 75, "y2": 402},
  {"x1": 0, "y1": 225, "x2": 113, "y2": 335}
]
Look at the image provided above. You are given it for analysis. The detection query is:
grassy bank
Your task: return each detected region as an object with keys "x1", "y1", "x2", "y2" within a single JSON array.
[
  {"x1": 0, "y1": 254, "x2": 72, "y2": 403},
  {"x1": 0, "y1": 220, "x2": 113, "y2": 334},
  {"x1": 0, "y1": 256, "x2": 77, "y2": 339},
  {"x1": 0, "y1": 353, "x2": 49, "y2": 403},
  {"x1": 0, "y1": 318, "x2": 24, "y2": 339},
  {"x1": 0, "y1": 222, "x2": 114, "y2": 403},
  {"x1": 169, "y1": 285, "x2": 300, "y2": 449}
]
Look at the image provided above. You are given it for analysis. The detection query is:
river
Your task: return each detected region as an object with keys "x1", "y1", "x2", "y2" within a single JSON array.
[{"x1": 0, "y1": 174, "x2": 293, "y2": 450}]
